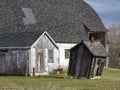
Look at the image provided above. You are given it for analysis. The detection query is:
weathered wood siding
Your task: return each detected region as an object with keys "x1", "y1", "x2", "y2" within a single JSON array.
[
  {"x1": 33, "y1": 34, "x2": 56, "y2": 49},
  {"x1": 31, "y1": 34, "x2": 58, "y2": 74},
  {"x1": 68, "y1": 44, "x2": 93, "y2": 78},
  {"x1": 0, "y1": 49, "x2": 29, "y2": 75}
]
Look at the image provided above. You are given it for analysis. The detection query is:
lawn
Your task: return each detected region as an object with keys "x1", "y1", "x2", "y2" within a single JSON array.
[{"x1": 0, "y1": 68, "x2": 120, "y2": 90}]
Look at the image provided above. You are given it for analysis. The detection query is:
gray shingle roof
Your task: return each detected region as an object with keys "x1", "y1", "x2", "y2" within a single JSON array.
[
  {"x1": 71, "y1": 41, "x2": 107, "y2": 57},
  {"x1": 84, "y1": 41, "x2": 107, "y2": 57},
  {"x1": 0, "y1": 31, "x2": 44, "y2": 47},
  {"x1": 0, "y1": 0, "x2": 107, "y2": 43}
]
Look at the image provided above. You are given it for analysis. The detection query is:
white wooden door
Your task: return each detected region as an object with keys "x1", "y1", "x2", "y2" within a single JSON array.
[{"x1": 37, "y1": 49, "x2": 44, "y2": 73}]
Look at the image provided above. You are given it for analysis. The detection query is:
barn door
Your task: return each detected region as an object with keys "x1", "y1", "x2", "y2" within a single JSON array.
[{"x1": 37, "y1": 52, "x2": 43, "y2": 73}]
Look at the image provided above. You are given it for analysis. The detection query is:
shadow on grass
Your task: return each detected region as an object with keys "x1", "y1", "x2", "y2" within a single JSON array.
[{"x1": 38, "y1": 74, "x2": 66, "y2": 79}]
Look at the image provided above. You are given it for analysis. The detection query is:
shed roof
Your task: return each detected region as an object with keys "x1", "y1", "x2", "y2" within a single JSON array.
[
  {"x1": 0, "y1": 31, "x2": 57, "y2": 48},
  {"x1": 71, "y1": 41, "x2": 107, "y2": 57},
  {"x1": 0, "y1": 0, "x2": 107, "y2": 43}
]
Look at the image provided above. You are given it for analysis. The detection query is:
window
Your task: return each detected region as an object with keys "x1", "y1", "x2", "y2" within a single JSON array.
[
  {"x1": 48, "y1": 50, "x2": 54, "y2": 63},
  {"x1": 65, "y1": 49, "x2": 70, "y2": 59}
]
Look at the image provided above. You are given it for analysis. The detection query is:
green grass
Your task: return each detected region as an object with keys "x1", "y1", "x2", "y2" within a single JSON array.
[{"x1": 0, "y1": 68, "x2": 120, "y2": 90}]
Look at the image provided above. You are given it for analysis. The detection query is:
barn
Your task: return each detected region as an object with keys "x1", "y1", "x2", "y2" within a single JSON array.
[
  {"x1": 0, "y1": 31, "x2": 59, "y2": 76},
  {"x1": 0, "y1": 0, "x2": 107, "y2": 68},
  {"x1": 68, "y1": 40, "x2": 107, "y2": 79}
]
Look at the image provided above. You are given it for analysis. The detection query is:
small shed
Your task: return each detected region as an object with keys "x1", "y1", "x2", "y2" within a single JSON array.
[
  {"x1": 0, "y1": 31, "x2": 59, "y2": 76},
  {"x1": 68, "y1": 40, "x2": 107, "y2": 79}
]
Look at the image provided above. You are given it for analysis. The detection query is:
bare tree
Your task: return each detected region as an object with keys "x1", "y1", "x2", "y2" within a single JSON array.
[{"x1": 108, "y1": 24, "x2": 120, "y2": 68}]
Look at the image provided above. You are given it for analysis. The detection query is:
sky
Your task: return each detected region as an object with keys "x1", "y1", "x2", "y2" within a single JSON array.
[{"x1": 85, "y1": 0, "x2": 120, "y2": 28}]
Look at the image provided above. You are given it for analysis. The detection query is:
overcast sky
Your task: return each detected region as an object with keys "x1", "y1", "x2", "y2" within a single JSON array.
[{"x1": 85, "y1": 0, "x2": 120, "y2": 28}]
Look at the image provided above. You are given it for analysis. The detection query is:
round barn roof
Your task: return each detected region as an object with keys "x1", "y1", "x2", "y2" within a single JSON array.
[{"x1": 0, "y1": 0, "x2": 107, "y2": 43}]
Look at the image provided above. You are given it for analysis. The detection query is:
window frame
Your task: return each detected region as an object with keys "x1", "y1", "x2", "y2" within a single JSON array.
[
  {"x1": 48, "y1": 49, "x2": 54, "y2": 63},
  {"x1": 65, "y1": 49, "x2": 70, "y2": 59}
]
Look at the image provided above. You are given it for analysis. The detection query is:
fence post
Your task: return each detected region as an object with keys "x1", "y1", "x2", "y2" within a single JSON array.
[{"x1": 33, "y1": 68, "x2": 35, "y2": 77}]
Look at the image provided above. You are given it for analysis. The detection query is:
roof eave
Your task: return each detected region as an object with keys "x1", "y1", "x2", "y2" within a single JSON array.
[
  {"x1": 0, "y1": 46, "x2": 30, "y2": 49},
  {"x1": 88, "y1": 30, "x2": 107, "y2": 33},
  {"x1": 94, "y1": 55, "x2": 107, "y2": 58}
]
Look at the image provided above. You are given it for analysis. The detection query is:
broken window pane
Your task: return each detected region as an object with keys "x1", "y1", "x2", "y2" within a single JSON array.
[{"x1": 22, "y1": 8, "x2": 36, "y2": 25}]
